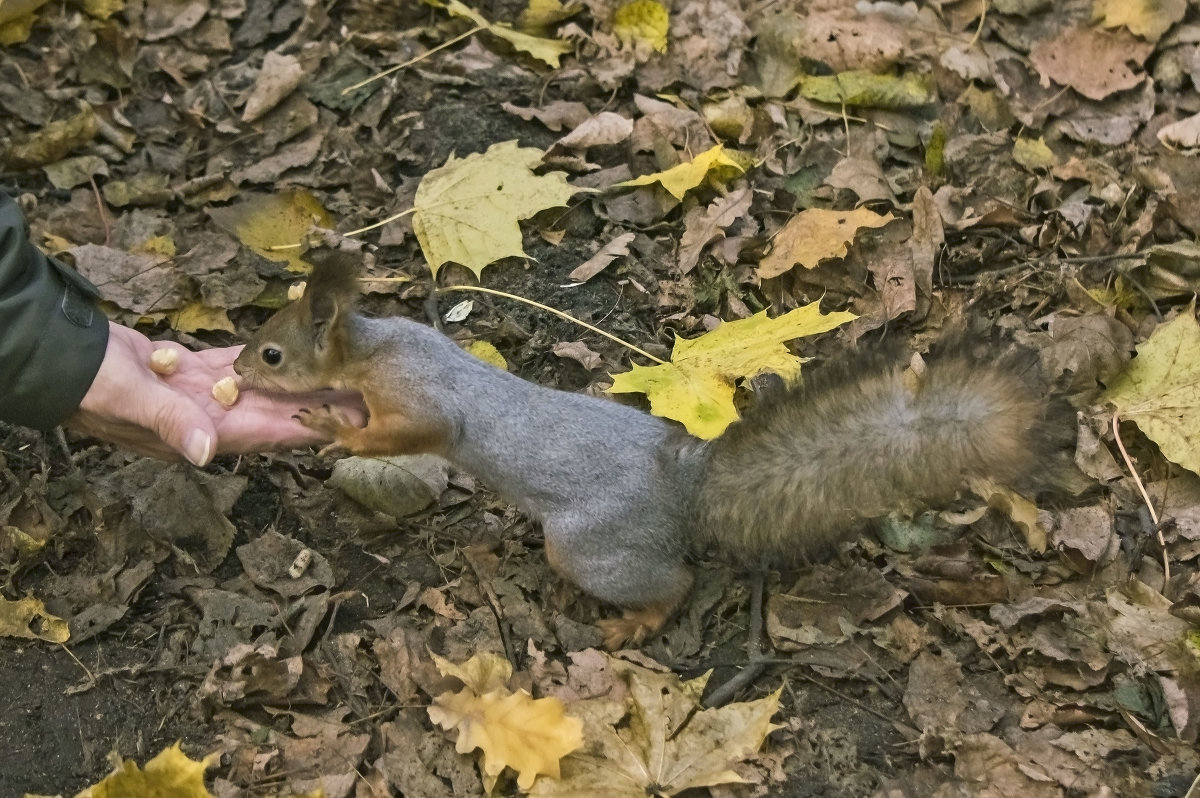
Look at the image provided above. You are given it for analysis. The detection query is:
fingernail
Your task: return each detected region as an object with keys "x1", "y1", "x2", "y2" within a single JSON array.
[{"x1": 183, "y1": 429, "x2": 213, "y2": 466}]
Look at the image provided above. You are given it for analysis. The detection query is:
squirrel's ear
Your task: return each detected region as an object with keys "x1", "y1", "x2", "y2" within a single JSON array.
[{"x1": 303, "y1": 249, "x2": 360, "y2": 351}]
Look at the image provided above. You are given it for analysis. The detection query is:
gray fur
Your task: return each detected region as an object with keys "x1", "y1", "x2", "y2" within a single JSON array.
[{"x1": 347, "y1": 315, "x2": 698, "y2": 609}]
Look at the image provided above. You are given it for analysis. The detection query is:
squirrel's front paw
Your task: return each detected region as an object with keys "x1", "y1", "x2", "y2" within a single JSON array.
[{"x1": 295, "y1": 405, "x2": 355, "y2": 456}]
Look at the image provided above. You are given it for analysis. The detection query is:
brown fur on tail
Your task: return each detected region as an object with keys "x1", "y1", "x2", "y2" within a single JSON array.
[{"x1": 691, "y1": 344, "x2": 1076, "y2": 562}]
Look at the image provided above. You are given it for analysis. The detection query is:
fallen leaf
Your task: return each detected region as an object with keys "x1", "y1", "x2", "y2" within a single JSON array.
[
  {"x1": 608, "y1": 303, "x2": 856, "y2": 438},
  {"x1": 1029, "y1": 27, "x2": 1152, "y2": 101},
  {"x1": 568, "y1": 231, "x2": 634, "y2": 282},
  {"x1": 1094, "y1": 0, "x2": 1185, "y2": 42},
  {"x1": 613, "y1": 0, "x2": 669, "y2": 52},
  {"x1": 0, "y1": 595, "x2": 69, "y2": 643},
  {"x1": 76, "y1": 742, "x2": 218, "y2": 798},
  {"x1": 614, "y1": 143, "x2": 748, "y2": 201},
  {"x1": 798, "y1": 70, "x2": 936, "y2": 109},
  {"x1": 428, "y1": 652, "x2": 583, "y2": 790},
  {"x1": 329, "y1": 455, "x2": 450, "y2": 517},
  {"x1": 1102, "y1": 309, "x2": 1200, "y2": 476},
  {"x1": 677, "y1": 187, "x2": 752, "y2": 274},
  {"x1": 207, "y1": 189, "x2": 335, "y2": 273},
  {"x1": 759, "y1": 206, "x2": 894, "y2": 279},
  {"x1": 530, "y1": 655, "x2": 781, "y2": 796},
  {"x1": 3, "y1": 103, "x2": 97, "y2": 168},
  {"x1": 438, "y1": 0, "x2": 573, "y2": 67},
  {"x1": 242, "y1": 50, "x2": 304, "y2": 123},
  {"x1": 413, "y1": 140, "x2": 580, "y2": 279}
]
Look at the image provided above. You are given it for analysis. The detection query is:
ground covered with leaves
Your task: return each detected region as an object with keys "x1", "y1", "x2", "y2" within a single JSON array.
[{"x1": 2, "y1": 0, "x2": 1200, "y2": 795}]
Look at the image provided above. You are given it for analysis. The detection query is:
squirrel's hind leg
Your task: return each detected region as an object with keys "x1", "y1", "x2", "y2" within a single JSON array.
[{"x1": 598, "y1": 600, "x2": 685, "y2": 650}]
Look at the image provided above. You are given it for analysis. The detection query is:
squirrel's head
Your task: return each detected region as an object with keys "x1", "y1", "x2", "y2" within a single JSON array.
[{"x1": 234, "y1": 249, "x2": 362, "y2": 391}]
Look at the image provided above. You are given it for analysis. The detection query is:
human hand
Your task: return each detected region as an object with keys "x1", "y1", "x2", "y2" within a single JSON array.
[{"x1": 67, "y1": 322, "x2": 365, "y2": 465}]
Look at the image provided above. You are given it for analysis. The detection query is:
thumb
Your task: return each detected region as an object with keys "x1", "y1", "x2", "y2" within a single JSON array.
[{"x1": 142, "y1": 382, "x2": 218, "y2": 466}]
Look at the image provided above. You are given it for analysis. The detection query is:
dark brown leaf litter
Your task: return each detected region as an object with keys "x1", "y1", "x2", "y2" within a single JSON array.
[{"x1": 2, "y1": 0, "x2": 1200, "y2": 795}]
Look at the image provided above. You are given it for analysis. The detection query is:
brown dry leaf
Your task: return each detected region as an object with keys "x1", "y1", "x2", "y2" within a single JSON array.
[
  {"x1": 677, "y1": 187, "x2": 752, "y2": 274},
  {"x1": 552, "y1": 111, "x2": 634, "y2": 151},
  {"x1": 759, "y1": 206, "x2": 894, "y2": 279},
  {"x1": 952, "y1": 734, "x2": 1063, "y2": 797},
  {"x1": 530, "y1": 655, "x2": 782, "y2": 796},
  {"x1": 242, "y1": 50, "x2": 304, "y2": 123},
  {"x1": 428, "y1": 652, "x2": 583, "y2": 790},
  {"x1": 568, "y1": 231, "x2": 635, "y2": 282},
  {"x1": 70, "y1": 244, "x2": 188, "y2": 315},
  {"x1": 1029, "y1": 27, "x2": 1152, "y2": 101}
]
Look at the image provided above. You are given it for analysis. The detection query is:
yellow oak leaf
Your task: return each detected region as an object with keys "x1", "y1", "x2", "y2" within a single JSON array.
[
  {"x1": 613, "y1": 0, "x2": 669, "y2": 52},
  {"x1": 207, "y1": 189, "x2": 334, "y2": 273},
  {"x1": 1094, "y1": 0, "x2": 1185, "y2": 41},
  {"x1": 413, "y1": 140, "x2": 580, "y2": 279},
  {"x1": 75, "y1": 743, "x2": 218, "y2": 798},
  {"x1": 428, "y1": 652, "x2": 583, "y2": 790},
  {"x1": 614, "y1": 143, "x2": 748, "y2": 201},
  {"x1": 529, "y1": 655, "x2": 781, "y2": 797},
  {"x1": 609, "y1": 302, "x2": 857, "y2": 438},
  {"x1": 1103, "y1": 310, "x2": 1200, "y2": 476},
  {"x1": 758, "y1": 206, "x2": 894, "y2": 279},
  {"x1": 436, "y1": 0, "x2": 573, "y2": 67},
  {"x1": 0, "y1": 595, "x2": 68, "y2": 643}
]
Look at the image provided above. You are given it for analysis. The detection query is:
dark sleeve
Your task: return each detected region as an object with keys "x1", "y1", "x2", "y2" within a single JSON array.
[{"x1": 0, "y1": 194, "x2": 109, "y2": 431}]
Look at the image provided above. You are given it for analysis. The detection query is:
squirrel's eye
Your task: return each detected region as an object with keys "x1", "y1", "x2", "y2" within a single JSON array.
[{"x1": 261, "y1": 346, "x2": 283, "y2": 367}]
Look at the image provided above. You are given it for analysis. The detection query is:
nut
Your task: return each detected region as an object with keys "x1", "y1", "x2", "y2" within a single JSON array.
[
  {"x1": 212, "y1": 376, "x2": 240, "y2": 408},
  {"x1": 149, "y1": 348, "x2": 179, "y2": 375}
]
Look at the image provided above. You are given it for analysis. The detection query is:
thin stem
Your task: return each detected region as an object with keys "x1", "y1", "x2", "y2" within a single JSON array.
[
  {"x1": 439, "y1": 285, "x2": 667, "y2": 365},
  {"x1": 1111, "y1": 413, "x2": 1170, "y2": 582}
]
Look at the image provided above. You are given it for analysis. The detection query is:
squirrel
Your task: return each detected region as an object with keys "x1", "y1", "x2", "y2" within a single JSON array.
[{"x1": 233, "y1": 251, "x2": 1074, "y2": 648}]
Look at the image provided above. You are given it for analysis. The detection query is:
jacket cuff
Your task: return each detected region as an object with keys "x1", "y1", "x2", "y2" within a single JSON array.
[{"x1": 0, "y1": 197, "x2": 109, "y2": 431}]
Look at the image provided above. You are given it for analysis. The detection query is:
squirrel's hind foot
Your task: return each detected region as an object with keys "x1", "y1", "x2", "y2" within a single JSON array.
[{"x1": 598, "y1": 603, "x2": 675, "y2": 650}]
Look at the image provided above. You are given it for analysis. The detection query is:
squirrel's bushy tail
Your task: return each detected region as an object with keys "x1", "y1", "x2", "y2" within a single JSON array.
[{"x1": 692, "y1": 345, "x2": 1075, "y2": 562}]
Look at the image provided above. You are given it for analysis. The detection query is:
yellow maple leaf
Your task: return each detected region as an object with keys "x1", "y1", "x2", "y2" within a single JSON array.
[
  {"x1": 207, "y1": 189, "x2": 334, "y2": 273},
  {"x1": 529, "y1": 655, "x2": 781, "y2": 797},
  {"x1": 413, "y1": 140, "x2": 580, "y2": 279},
  {"x1": 75, "y1": 743, "x2": 218, "y2": 798},
  {"x1": 1094, "y1": 0, "x2": 1185, "y2": 41},
  {"x1": 0, "y1": 595, "x2": 68, "y2": 643},
  {"x1": 613, "y1": 0, "x2": 669, "y2": 52},
  {"x1": 614, "y1": 143, "x2": 748, "y2": 201},
  {"x1": 1103, "y1": 309, "x2": 1200, "y2": 476},
  {"x1": 758, "y1": 206, "x2": 894, "y2": 279},
  {"x1": 428, "y1": 652, "x2": 583, "y2": 790},
  {"x1": 434, "y1": 0, "x2": 573, "y2": 67},
  {"x1": 609, "y1": 302, "x2": 857, "y2": 438}
]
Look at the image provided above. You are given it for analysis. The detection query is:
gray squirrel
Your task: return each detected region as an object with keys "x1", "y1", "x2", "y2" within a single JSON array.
[{"x1": 234, "y1": 252, "x2": 1072, "y2": 647}]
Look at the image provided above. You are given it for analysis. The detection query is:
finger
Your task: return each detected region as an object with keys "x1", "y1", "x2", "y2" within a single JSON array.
[{"x1": 140, "y1": 380, "x2": 220, "y2": 466}]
